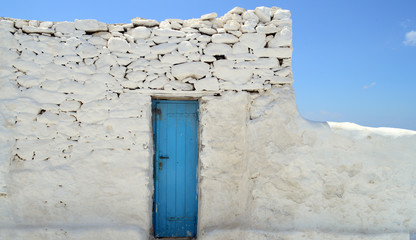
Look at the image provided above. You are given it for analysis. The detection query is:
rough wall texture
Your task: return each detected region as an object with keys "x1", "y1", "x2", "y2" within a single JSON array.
[{"x1": 1, "y1": 6, "x2": 416, "y2": 240}]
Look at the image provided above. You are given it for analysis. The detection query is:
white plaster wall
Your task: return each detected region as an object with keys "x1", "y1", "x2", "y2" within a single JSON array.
[{"x1": 0, "y1": 6, "x2": 415, "y2": 240}]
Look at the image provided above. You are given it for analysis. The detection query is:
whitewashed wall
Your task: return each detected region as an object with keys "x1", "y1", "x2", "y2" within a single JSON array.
[{"x1": 0, "y1": 6, "x2": 415, "y2": 240}]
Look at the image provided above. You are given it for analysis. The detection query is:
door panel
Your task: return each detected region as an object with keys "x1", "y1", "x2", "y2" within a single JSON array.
[{"x1": 153, "y1": 100, "x2": 198, "y2": 237}]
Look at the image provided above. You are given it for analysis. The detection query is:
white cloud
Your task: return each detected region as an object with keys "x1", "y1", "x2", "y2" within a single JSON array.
[
  {"x1": 404, "y1": 30, "x2": 416, "y2": 46},
  {"x1": 363, "y1": 82, "x2": 376, "y2": 89}
]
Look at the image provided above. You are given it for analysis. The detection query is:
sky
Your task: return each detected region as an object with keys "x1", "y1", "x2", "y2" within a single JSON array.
[{"x1": 2, "y1": 0, "x2": 416, "y2": 130}]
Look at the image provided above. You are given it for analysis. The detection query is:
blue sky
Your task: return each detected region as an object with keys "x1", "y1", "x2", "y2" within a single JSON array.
[{"x1": 2, "y1": 0, "x2": 416, "y2": 130}]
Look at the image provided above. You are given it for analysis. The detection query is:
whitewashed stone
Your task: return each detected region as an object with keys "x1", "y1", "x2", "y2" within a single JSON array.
[
  {"x1": 232, "y1": 42, "x2": 249, "y2": 54},
  {"x1": 150, "y1": 43, "x2": 178, "y2": 55},
  {"x1": 240, "y1": 33, "x2": 266, "y2": 49},
  {"x1": 40, "y1": 21, "x2": 53, "y2": 28},
  {"x1": 16, "y1": 75, "x2": 43, "y2": 88},
  {"x1": 212, "y1": 33, "x2": 238, "y2": 44},
  {"x1": 224, "y1": 20, "x2": 240, "y2": 31},
  {"x1": 171, "y1": 62, "x2": 209, "y2": 80},
  {"x1": 201, "y1": 12, "x2": 218, "y2": 21},
  {"x1": 254, "y1": 6, "x2": 272, "y2": 22},
  {"x1": 268, "y1": 26, "x2": 292, "y2": 47},
  {"x1": 228, "y1": 7, "x2": 246, "y2": 15},
  {"x1": 88, "y1": 36, "x2": 108, "y2": 46},
  {"x1": 170, "y1": 22, "x2": 182, "y2": 30},
  {"x1": 76, "y1": 43, "x2": 99, "y2": 58},
  {"x1": 131, "y1": 18, "x2": 159, "y2": 27},
  {"x1": 159, "y1": 20, "x2": 171, "y2": 29},
  {"x1": 130, "y1": 43, "x2": 151, "y2": 56},
  {"x1": 226, "y1": 53, "x2": 258, "y2": 61},
  {"x1": 253, "y1": 47, "x2": 293, "y2": 58},
  {"x1": 108, "y1": 37, "x2": 130, "y2": 53},
  {"x1": 256, "y1": 25, "x2": 279, "y2": 34},
  {"x1": 213, "y1": 66, "x2": 253, "y2": 84},
  {"x1": 273, "y1": 9, "x2": 291, "y2": 20},
  {"x1": 75, "y1": 19, "x2": 107, "y2": 32},
  {"x1": 59, "y1": 100, "x2": 81, "y2": 112},
  {"x1": 268, "y1": 75, "x2": 293, "y2": 84},
  {"x1": 229, "y1": 30, "x2": 242, "y2": 37},
  {"x1": 149, "y1": 76, "x2": 169, "y2": 89},
  {"x1": 197, "y1": 35, "x2": 211, "y2": 42},
  {"x1": 186, "y1": 52, "x2": 201, "y2": 61},
  {"x1": 275, "y1": 67, "x2": 292, "y2": 77},
  {"x1": 92, "y1": 31, "x2": 112, "y2": 40},
  {"x1": 178, "y1": 41, "x2": 198, "y2": 54},
  {"x1": 200, "y1": 55, "x2": 216, "y2": 62},
  {"x1": 242, "y1": 10, "x2": 259, "y2": 23},
  {"x1": 151, "y1": 36, "x2": 169, "y2": 44},
  {"x1": 126, "y1": 70, "x2": 146, "y2": 82},
  {"x1": 160, "y1": 54, "x2": 187, "y2": 64},
  {"x1": 14, "y1": 19, "x2": 28, "y2": 28},
  {"x1": 28, "y1": 20, "x2": 40, "y2": 27},
  {"x1": 165, "y1": 80, "x2": 193, "y2": 90},
  {"x1": 194, "y1": 77, "x2": 219, "y2": 91},
  {"x1": 204, "y1": 43, "x2": 232, "y2": 55},
  {"x1": 153, "y1": 29, "x2": 186, "y2": 37},
  {"x1": 199, "y1": 27, "x2": 217, "y2": 35},
  {"x1": 180, "y1": 27, "x2": 199, "y2": 33},
  {"x1": 22, "y1": 25, "x2": 54, "y2": 34},
  {"x1": 241, "y1": 24, "x2": 256, "y2": 33},
  {"x1": 0, "y1": 20, "x2": 15, "y2": 32}
]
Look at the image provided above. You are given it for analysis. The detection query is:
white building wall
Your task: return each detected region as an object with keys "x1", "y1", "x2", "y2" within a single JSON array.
[{"x1": 0, "y1": 6, "x2": 415, "y2": 240}]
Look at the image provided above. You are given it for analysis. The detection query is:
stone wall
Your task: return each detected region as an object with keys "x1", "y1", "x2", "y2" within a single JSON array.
[{"x1": 1, "y1": 6, "x2": 416, "y2": 240}]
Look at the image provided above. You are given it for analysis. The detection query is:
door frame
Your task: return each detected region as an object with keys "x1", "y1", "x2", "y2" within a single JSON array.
[{"x1": 151, "y1": 98, "x2": 201, "y2": 238}]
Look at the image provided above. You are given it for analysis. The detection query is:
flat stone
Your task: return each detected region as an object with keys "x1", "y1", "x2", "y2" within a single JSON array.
[
  {"x1": 22, "y1": 25, "x2": 54, "y2": 34},
  {"x1": 178, "y1": 41, "x2": 198, "y2": 54},
  {"x1": 40, "y1": 21, "x2": 53, "y2": 28},
  {"x1": 228, "y1": 7, "x2": 246, "y2": 15},
  {"x1": 0, "y1": 20, "x2": 15, "y2": 32},
  {"x1": 256, "y1": 25, "x2": 279, "y2": 34},
  {"x1": 88, "y1": 36, "x2": 108, "y2": 46},
  {"x1": 240, "y1": 33, "x2": 266, "y2": 49},
  {"x1": 200, "y1": 55, "x2": 216, "y2": 62},
  {"x1": 268, "y1": 76, "x2": 293, "y2": 84},
  {"x1": 150, "y1": 43, "x2": 178, "y2": 55},
  {"x1": 76, "y1": 43, "x2": 99, "y2": 58},
  {"x1": 242, "y1": 10, "x2": 259, "y2": 23},
  {"x1": 212, "y1": 33, "x2": 238, "y2": 44},
  {"x1": 126, "y1": 70, "x2": 147, "y2": 82},
  {"x1": 160, "y1": 54, "x2": 187, "y2": 64},
  {"x1": 149, "y1": 76, "x2": 169, "y2": 89},
  {"x1": 273, "y1": 9, "x2": 291, "y2": 20},
  {"x1": 131, "y1": 18, "x2": 159, "y2": 27},
  {"x1": 201, "y1": 12, "x2": 218, "y2": 21},
  {"x1": 131, "y1": 27, "x2": 151, "y2": 39},
  {"x1": 268, "y1": 26, "x2": 292, "y2": 47},
  {"x1": 55, "y1": 22, "x2": 75, "y2": 34},
  {"x1": 204, "y1": 43, "x2": 232, "y2": 55},
  {"x1": 253, "y1": 47, "x2": 292, "y2": 58},
  {"x1": 254, "y1": 7, "x2": 272, "y2": 23},
  {"x1": 199, "y1": 27, "x2": 217, "y2": 35},
  {"x1": 172, "y1": 62, "x2": 210, "y2": 80},
  {"x1": 153, "y1": 29, "x2": 185, "y2": 37},
  {"x1": 75, "y1": 19, "x2": 108, "y2": 32},
  {"x1": 224, "y1": 20, "x2": 240, "y2": 31},
  {"x1": 213, "y1": 67, "x2": 253, "y2": 84},
  {"x1": 108, "y1": 37, "x2": 130, "y2": 53},
  {"x1": 194, "y1": 77, "x2": 219, "y2": 91},
  {"x1": 130, "y1": 42, "x2": 151, "y2": 56}
]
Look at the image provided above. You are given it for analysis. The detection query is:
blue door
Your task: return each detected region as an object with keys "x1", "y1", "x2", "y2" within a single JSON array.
[{"x1": 152, "y1": 100, "x2": 199, "y2": 237}]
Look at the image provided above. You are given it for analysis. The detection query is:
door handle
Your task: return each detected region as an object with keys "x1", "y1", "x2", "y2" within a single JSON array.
[{"x1": 159, "y1": 156, "x2": 169, "y2": 159}]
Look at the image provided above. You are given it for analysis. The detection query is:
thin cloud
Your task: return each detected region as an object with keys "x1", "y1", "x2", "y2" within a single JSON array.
[
  {"x1": 363, "y1": 82, "x2": 376, "y2": 89},
  {"x1": 404, "y1": 30, "x2": 416, "y2": 46}
]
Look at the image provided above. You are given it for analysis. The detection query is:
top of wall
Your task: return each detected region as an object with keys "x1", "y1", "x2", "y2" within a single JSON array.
[{"x1": 0, "y1": 6, "x2": 293, "y2": 94}]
